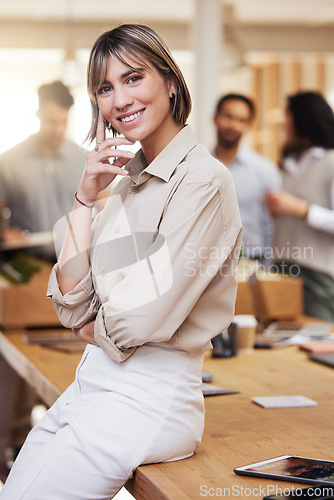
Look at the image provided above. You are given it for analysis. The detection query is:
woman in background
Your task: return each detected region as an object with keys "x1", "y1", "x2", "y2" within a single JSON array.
[
  {"x1": 1, "y1": 24, "x2": 241, "y2": 499},
  {"x1": 266, "y1": 91, "x2": 334, "y2": 322}
]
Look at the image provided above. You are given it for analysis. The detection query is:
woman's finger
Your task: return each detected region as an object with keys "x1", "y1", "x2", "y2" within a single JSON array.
[
  {"x1": 87, "y1": 145, "x2": 134, "y2": 162},
  {"x1": 97, "y1": 148, "x2": 135, "y2": 163},
  {"x1": 98, "y1": 136, "x2": 135, "y2": 149},
  {"x1": 87, "y1": 163, "x2": 129, "y2": 177},
  {"x1": 95, "y1": 109, "x2": 106, "y2": 146},
  {"x1": 113, "y1": 156, "x2": 133, "y2": 167}
]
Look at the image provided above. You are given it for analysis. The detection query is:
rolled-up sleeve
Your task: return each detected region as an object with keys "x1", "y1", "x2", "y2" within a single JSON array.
[
  {"x1": 94, "y1": 176, "x2": 242, "y2": 363},
  {"x1": 47, "y1": 264, "x2": 100, "y2": 329}
]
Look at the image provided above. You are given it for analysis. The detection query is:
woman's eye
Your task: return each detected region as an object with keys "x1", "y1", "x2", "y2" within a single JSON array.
[
  {"x1": 128, "y1": 76, "x2": 141, "y2": 84},
  {"x1": 98, "y1": 86, "x2": 112, "y2": 95}
]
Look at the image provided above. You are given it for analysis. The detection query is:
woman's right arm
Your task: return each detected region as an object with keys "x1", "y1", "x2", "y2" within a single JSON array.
[{"x1": 56, "y1": 111, "x2": 134, "y2": 295}]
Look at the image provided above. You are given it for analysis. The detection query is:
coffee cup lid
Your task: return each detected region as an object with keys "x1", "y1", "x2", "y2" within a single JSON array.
[{"x1": 233, "y1": 314, "x2": 258, "y2": 327}]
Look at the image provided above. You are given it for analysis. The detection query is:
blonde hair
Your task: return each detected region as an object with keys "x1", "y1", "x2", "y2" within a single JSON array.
[{"x1": 86, "y1": 24, "x2": 191, "y2": 142}]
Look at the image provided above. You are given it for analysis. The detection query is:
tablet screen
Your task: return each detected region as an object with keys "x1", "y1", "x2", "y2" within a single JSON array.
[{"x1": 240, "y1": 456, "x2": 334, "y2": 483}]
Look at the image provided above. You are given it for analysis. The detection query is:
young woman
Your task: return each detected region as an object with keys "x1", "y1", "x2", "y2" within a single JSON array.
[
  {"x1": 1, "y1": 24, "x2": 242, "y2": 499},
  {"x1": 266, "y1": 91, "x2": 334, "y2": 322}
]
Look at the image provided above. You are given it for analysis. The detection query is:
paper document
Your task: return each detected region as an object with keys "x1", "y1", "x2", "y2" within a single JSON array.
[{"x1": 252, "y1": 395, "x2": 318, "y2": 409}]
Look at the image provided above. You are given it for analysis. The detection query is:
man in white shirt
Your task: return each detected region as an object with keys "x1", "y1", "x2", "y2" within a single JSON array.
[{"x1": 213, "y1": 93, "x2": 281, "y2": 262}]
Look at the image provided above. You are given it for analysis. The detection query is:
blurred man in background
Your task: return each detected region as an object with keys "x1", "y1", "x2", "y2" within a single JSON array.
[
  {"x1": 213, "y1": 93, "x2": 281, "y2": 262},
  {"x1": 0, "y1": 80, "x2": 87, "y2": 261}
]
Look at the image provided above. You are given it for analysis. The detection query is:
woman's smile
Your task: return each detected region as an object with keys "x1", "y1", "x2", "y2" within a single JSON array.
[{"x1": 117, "y1": 108, "x2": 145, "y2": 124}]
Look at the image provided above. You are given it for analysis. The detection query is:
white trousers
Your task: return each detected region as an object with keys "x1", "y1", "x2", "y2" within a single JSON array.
[{"x1": 1, "y1": 344, "x2": 205, "y2": 500}]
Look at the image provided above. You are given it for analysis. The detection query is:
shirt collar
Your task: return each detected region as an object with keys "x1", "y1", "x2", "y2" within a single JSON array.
[
  {"x1": 283, "y1": 147, "x2": 327, "y2": 176},
  {"x1": 29, "y1": 134, "x2": 68, "y2": 159},
  {"x1": 232, "y1": 146, "x2": 249, "y2": 166},
  {"x1": 54, "y1": 140, "x2": 69, "y2": 159},
  {"x1": 213, "y1": 146, "x2": 248, "y2": 168},
  {"x1": 126, "y1": 125, "x2": 198, "y2": 184},
  {"x1": 303, "y1": 147, "x2": 327, "y2": 160}
]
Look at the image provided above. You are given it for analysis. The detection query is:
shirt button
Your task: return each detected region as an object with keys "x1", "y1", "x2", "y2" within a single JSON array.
[
  {"x1": 114, "y1": 226, "x2": 120, "y2": 233},
  {"x1": 132, "y1": 187, "x2": 139, "y2": 194},
  {"x1": 45, "y1": 163, "x2": 55, "y2": 176},
  {"x1": 101, "y1": 269, "x2": 106, "y2": 276}
]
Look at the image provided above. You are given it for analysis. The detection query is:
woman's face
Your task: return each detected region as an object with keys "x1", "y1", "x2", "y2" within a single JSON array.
[{"x1": 96, "y1": 53, "x2": 179, "y2": 156}]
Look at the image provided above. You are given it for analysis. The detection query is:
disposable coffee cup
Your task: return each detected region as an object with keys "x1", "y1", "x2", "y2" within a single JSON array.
[{"x1": 233, "y1": 314, "x2": 258, "y2": 354}]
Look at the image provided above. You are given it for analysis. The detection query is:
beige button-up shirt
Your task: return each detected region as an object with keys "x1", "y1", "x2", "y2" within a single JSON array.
[{"x1": 47, "y1": 126, "x2": 242, "y2": 363}]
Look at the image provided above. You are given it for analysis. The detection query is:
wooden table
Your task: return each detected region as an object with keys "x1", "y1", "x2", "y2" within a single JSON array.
[{"x1": 1, "y1": 329, "x2": 334, "y2": 499}]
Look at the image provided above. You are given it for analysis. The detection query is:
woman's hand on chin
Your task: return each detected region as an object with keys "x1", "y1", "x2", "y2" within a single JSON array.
[{"x1": 77, "y1": 111, "x2": 135, "y2": 205}]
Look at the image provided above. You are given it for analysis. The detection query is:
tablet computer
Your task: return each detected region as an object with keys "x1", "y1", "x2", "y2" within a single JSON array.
[{"x1": 234, "y1": 455, "x2": 334, "y2": 484}]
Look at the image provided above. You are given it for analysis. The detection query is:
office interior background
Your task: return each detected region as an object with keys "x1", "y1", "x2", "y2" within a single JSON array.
[
  {"x1": 0, "y1": 1, "x2": 333, "y2": 497},
  {"x1": 1, "y1": 0, "x2": 334, "y2": 163}
]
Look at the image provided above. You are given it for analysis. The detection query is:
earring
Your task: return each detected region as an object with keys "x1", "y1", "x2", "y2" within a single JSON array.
[{"x1": 170, "y1": 92, "x2": 177, "y2": 118}]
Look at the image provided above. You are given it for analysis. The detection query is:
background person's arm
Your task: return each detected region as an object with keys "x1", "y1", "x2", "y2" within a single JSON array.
[{"x1": 265, "y1": 187, "x2": 334, "y2": 234}]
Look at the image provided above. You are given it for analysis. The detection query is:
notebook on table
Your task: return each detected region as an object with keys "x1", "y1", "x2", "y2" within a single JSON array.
[
  {"x1": 255, "y1": 321, "x2": 333, "y2": 348},
  {"x1": 263, "y1": 321, "x2": 332, "y2": 338},
  {"x1": 200, "y1": 383, "x2": 240, "y2": 397},
  {"x1": 308, "y1": 352, "x2": 334, "y2": 368},
  {"x1": 201, "y1": 370, "x2": 214, "y2": 383},
  {"x1": 22, "y1": 329, "x2": 79, "y2": 344},
  {"x1": 299, "y1": 341, "x2": 334, "y2": 353},
  {"x1": 22, "y1": 329, "x2": 86, "y2": 353}
]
